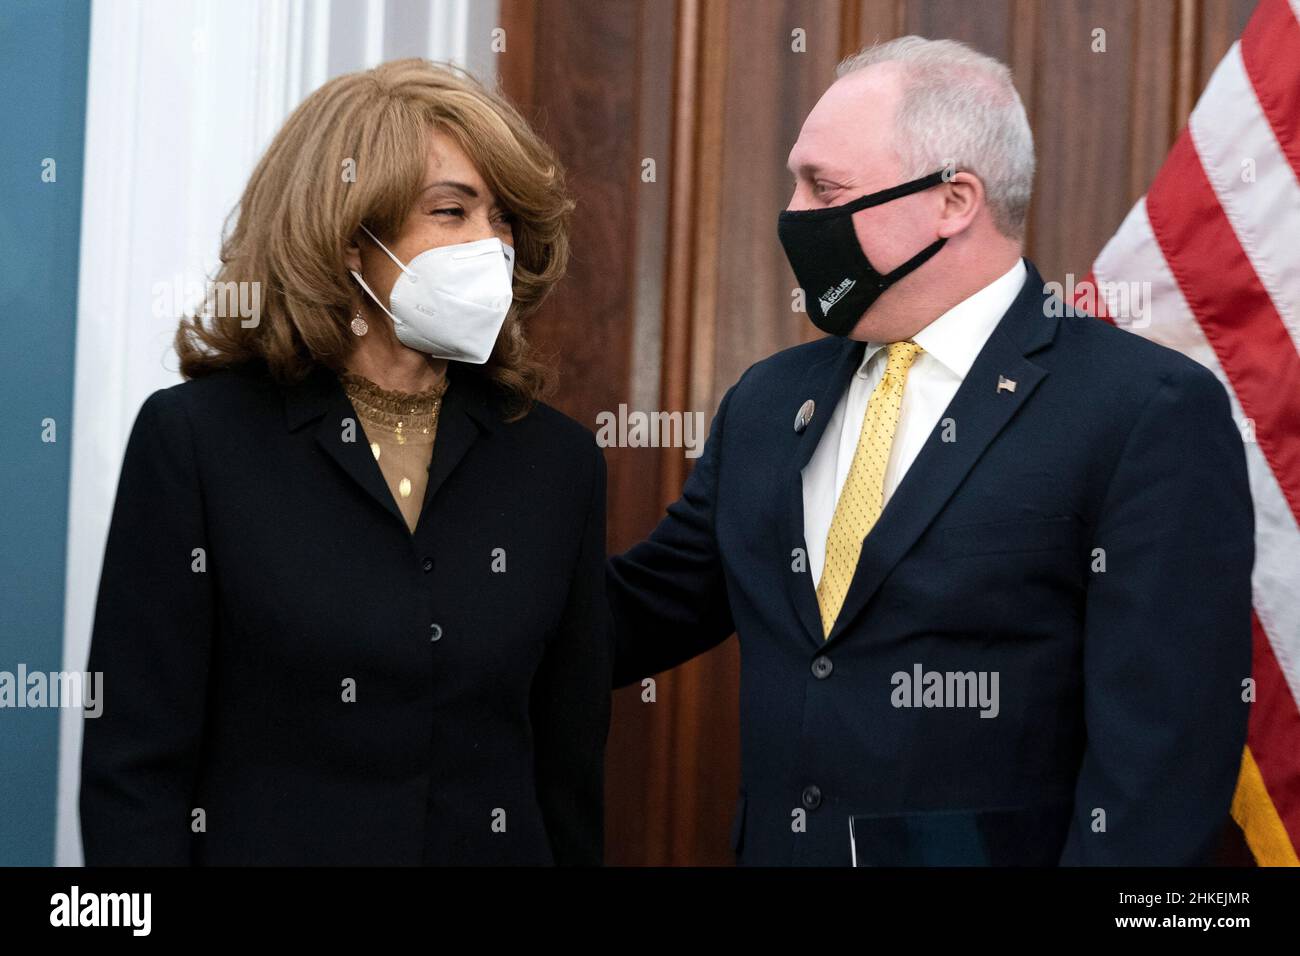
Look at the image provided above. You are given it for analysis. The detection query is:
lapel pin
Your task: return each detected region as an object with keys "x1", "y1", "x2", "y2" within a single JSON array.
[
  {"x1": 794, "y1": 399, "x2": 816, "y2": 433},
  {"x1": 997, "y1": 375, "x2": 1017, "y2": 394}
]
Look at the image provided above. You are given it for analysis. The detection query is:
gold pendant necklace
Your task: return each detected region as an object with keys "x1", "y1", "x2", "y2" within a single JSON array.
[{"x1": 339, "y1": 370, "x2": 447, "y2": 505}]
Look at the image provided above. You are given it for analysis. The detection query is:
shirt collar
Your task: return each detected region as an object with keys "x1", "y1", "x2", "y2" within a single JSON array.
[
  {"x1": 857, "y1": 257, "x2": 1028, "y2": 379},
  {"x1": 284, "y1": 359, "x2": 499, "y2": 433}
]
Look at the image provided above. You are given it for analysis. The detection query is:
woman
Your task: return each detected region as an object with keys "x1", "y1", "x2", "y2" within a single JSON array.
[{"x1": 79, "y1": 59, "x2": 610, "y2": 865}]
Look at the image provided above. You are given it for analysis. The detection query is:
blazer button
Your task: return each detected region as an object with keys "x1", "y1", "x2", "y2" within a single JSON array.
[
  {"x1": 429, "y1": 623, "x2": 443, "y2": 642},
  {"x1": 801, "y1": 785, "x2": 822, "y2": 810},
  {"x1": 422, "y1": 557, "x2": 434, "y2": 573},
  {"x1": 811, "y1": 656, "x2": 833, "y2": 679}
]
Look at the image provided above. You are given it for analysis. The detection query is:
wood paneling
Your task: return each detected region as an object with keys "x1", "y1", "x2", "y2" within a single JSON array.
[
  {"x1": 499, "y1": 0, "x2": 1259, "y2": 866},
  {"x1": 712, "y1": 0, "x2": 846, "y2": 400}
]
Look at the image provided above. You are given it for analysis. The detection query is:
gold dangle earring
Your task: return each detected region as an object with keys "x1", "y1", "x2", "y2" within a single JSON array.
[{"x1": 351, "y1": 307, "x2": 368, "y2": 336}]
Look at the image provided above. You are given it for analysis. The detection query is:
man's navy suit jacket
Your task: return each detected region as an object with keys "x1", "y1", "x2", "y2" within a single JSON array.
[{"x1": 608, "y1": 259, "x2": 1254, "y2": 866}]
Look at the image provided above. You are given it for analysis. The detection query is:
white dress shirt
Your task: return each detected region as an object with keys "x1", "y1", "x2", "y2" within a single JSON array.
[{"x1": 802, "y1": 257, "x2": 1028, "y2": 587}]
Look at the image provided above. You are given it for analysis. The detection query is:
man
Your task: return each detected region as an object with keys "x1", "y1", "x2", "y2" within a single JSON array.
[{"x1": 608, "y1": 36, "x2": 1253, "y2": 866}]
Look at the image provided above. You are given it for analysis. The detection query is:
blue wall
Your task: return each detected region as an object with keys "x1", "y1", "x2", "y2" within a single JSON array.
[{"x1": 0, "y1": 0, "x2": 91, "y2": 865}]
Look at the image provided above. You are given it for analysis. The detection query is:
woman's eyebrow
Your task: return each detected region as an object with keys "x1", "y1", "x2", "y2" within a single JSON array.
[{"x1": 421, "y1": 179, "x2": 479, "y2": 198}]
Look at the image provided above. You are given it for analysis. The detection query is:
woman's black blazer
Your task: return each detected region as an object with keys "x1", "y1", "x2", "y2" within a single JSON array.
[{"x1": 79, "y1": 358, "x2": 610, "y2": 865}]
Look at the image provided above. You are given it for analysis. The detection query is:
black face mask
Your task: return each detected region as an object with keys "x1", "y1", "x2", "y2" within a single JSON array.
[{"x1": 778, "y1": 169, "x2": 949, "y2": 336}]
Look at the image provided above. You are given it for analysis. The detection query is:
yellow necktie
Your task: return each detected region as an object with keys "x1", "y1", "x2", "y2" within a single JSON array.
[{"x1": 816, "y1": 339, "x2": 923, "y2": 638}]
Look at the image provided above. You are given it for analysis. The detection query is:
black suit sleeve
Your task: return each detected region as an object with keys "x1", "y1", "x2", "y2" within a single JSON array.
[
  {"x1": 1059, "y1": 364, "x2": 1254, "y2": 865},
  {"x1": 606, "y1": 381, "x2": 739, "y2": 688},
  {"x1": 529, "y1": 437, "x2": 612, "y2": 865},
  {"x1": 80, "y1": 388, "x2": 216, "y2": 865}
]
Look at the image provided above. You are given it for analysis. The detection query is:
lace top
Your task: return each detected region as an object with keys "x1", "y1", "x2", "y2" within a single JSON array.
[{"x1": 338, "y1": 369, "x2": 449, "y2": 534}]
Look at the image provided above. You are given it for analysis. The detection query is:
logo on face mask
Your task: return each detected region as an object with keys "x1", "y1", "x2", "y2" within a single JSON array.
[
  {"x1": 819, "y1": 277, "x2": 857, "y2": 316},
  {"x1": 778, "y1": 169, "x2": 951, "y2": 336}
]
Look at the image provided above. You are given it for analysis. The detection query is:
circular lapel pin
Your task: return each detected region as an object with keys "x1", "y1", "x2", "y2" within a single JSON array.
[{"x1": 794, "y1": 399, "x2": 816, "y2": 433}]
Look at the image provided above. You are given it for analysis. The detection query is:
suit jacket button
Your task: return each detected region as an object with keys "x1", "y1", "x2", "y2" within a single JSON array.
[
  {"x1": 422, "y1": 557, "x2": 434, "y2": 573},
  {"x1": 801, "y1": 785, "x2": 822, "y2": 810},
  {"x1": 429, "y1": 623, "x2": 443, "y2": 642},
  {"x1": 812, "y1": 656, "x2": 833, "y2": 679}
]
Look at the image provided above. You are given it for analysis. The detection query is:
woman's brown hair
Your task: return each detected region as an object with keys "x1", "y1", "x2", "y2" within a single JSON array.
[{"x1": 175, "y1": 58, "x2": 572, "y2": 420}]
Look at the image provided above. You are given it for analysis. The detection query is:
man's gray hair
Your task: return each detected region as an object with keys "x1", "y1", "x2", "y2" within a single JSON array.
[{"x1": 837, "y1": 36, "x2": 1035, "y2": 241}]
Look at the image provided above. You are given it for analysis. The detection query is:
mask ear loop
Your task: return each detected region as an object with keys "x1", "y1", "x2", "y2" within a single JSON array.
[
  {"x1": 349, "y1": 268, "x2": 397, "y2": 323},
  {"x1": 358, "y1": 223, "x2": 413, "y2": 275},
  {"x1": 880, "y1": 236, "x2": 948, "y2": 285},
  {"x1": 349, "y1": 223, "x2": 411, "y2": 322}
]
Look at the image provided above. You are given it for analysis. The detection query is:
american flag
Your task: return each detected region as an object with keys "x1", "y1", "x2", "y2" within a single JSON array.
[{"x1": 1074, "y1": 0, "x2": 1300, "y2": 865}]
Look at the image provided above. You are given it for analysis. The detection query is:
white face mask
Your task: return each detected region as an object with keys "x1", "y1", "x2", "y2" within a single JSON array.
[{"x1": 349, "y1": 224, "x2": 515, "y2": 364}]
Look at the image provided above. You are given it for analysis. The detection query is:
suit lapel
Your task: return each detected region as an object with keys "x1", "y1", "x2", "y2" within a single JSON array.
[
  {"x1": 283, "y1": 364, "x2": 410, "y2": 530},
  {"x1": 781, "y1": 338, "x2": 866, "y2": 650},
  {"x1": 822, "y1": 261, "x2": 1060, "y2": 647},
  {"x1": 414, "y1": 366, "x2": 494, "y2": 537}
]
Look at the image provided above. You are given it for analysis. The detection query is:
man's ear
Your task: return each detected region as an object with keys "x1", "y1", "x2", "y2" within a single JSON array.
[{"x1": 935, "y1": 172, "x2": 984, "y2": 239}]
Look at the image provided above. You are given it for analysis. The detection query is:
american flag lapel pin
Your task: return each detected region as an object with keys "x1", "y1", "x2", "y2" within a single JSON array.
[{"x1": 997, "y1": 375, "x2": 1017, "y2": 394}]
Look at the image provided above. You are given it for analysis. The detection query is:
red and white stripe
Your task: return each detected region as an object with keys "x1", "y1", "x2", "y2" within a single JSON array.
[{"x1": 1075, "y1": 0, "x2": 1300, "y2": 865}]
